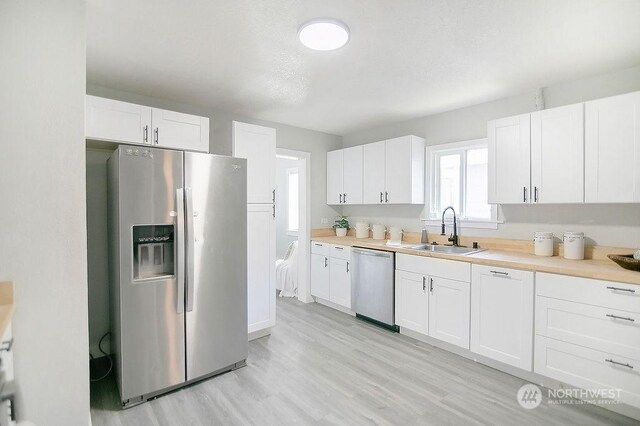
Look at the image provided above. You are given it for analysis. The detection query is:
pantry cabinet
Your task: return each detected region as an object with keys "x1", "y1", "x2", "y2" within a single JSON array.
[
  {"x1": 487, "y1": 114, "x2": 531, "y2": 204},
  {"x1": 470, "y1": 264, "x2": 534, "y2": 370},
  {"x1": 530, "y1": 103, "x2": 584, "y2": 203},
  {"x1": 85, "y1": 95, "x2": 210, "y2": 153},
  {"x1": 585, "y1": 91, "x2": 640, "y2": 203},
  {"x1": 326, "y1": 146, "x2": 363, "y2": 205}
]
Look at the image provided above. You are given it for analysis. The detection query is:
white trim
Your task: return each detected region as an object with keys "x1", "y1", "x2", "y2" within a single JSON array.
[
  {"x1": 286, "y1": 230, "x2": 299, "y2": 237},
  {"x1": 285, "y1": 167, "x2": 299, "y2": 234}
]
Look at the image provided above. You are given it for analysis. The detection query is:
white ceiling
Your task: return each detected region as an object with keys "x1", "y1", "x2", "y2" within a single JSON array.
[{"x1": 87, "y1": 0, "x2": 640, "y2": 136}]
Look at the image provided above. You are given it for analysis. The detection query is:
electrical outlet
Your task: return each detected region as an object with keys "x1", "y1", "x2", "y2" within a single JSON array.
[{"x1": 321, "y1": 218, "x2": 329, "y2": 225}]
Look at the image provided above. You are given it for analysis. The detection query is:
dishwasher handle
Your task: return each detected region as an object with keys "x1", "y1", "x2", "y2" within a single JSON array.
[{"x1": 352, "y1": 248, "x2": 393, "y2": 258}]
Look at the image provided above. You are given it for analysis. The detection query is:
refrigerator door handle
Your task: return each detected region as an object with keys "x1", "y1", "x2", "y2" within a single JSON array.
[
  {"x1": 185, "y1": 187, "x2": 196, "y2": 312},
  {"x1": 176, "y1": 188, "x2": 185, "y2": 314}
]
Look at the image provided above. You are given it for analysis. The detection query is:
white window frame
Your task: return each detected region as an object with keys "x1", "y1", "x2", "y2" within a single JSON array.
[
  {"x1": 425, "y1": 138, "x2": 499, "y2": 230},
  {"x1": 286, "y1": 167, "x2": 299, "y2": 236}
]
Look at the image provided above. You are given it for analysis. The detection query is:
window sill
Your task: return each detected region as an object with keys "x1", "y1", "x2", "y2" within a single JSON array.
[
  {"x1": 421, "y1": 219, "x2": 501, "y2": 230},
  {"x1": 287, "y1": 230, "x2": 299, "y2": 237}
]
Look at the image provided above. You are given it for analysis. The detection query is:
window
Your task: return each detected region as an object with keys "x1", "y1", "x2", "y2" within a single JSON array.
[
  {"x1": 287, "y1": 168, "x2": 299, "y2": 234},
  {"x1": 426, "y1": 139, "x2": 497, "y2": 228}
]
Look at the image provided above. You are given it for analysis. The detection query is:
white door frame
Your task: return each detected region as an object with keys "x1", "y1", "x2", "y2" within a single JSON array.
[{"x1": 276, "y1": 148, "x2": 313, "y2": 304}]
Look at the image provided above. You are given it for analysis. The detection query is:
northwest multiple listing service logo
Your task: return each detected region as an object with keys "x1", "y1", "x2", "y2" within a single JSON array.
[
  {"x1": 517, "y1": 384, "x2": 622, "y2": 409},
  {"x1": 517, "y1": 384, "x2": 543, "y2": 409}
]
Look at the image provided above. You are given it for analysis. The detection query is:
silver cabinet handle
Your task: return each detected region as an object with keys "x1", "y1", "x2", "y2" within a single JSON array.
[
  {"x1": 523, "y1": 186, "x2": 527, "y2": 203},
  {"x1": 335, "y1": 246, "x2": 343, "y2": 250},
  {"x1": 380, "y1": 192, "x2": 383, "y2": 203},
  {"x1": 143, "y1": 125, "x2": 149, "y2": 143},
  {"x1": 385, "y1": 192, "x2": 389, "y2": 203},
  {"x1": 324, "y1": 257, "x2": 328, "y2": 267},
  {"x1": 339, "y1": 194, "x2": 343, "y2": 203},
  {"x1": 346, "y1": 262, "x2": 349, "y2": 273},
  {"x1": 343, "y1": 193, "x2": 347, "y2": 203},
  {"x1": 314, "y1": 243, "x2": 323, "y2": 247},
  {"x1": 490, "y1": 270, "x2": 509, "y2": 276},
  {"x1": 607, "y1": 286, "x2": 636, "y2": 293},
  {"x1": 430, "y1": 277, "x2": 434, "y2": 293},
  {"x1": 272, "y1": 189, "x2": 276, "y2": 203},
  {"x1": 185, "y1": 187, "x2": 195, "y2": 312},
  {"x1": 606, "y1": 314, "x2": 635, "y2": 322},
  {"x1": 422, "y1": 276, "x2": 426, "y2": 291},
  {"x1": 154, "y1": 128, "x2": 159, "y2": 144},
  {"x1": 175, "y1": 188, "x2": 185, "y2": 314},
  {"x1": 605, "y1": 359, "x2": 634, "y2": 369},
  {"x1": 534, "y1": 186, "x2": 539, "y2": 203}
]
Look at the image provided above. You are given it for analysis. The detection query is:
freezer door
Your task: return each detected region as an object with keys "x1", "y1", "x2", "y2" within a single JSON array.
[
  {"x1": 184, "y1": 153, "x2": 248, "y2": 380},
  {"x1": 114, "y1": 146, "x2": 186, "y2": 401}
]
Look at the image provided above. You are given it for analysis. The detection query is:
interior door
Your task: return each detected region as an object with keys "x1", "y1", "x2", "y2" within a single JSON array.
[
  {"x1": 232, "y1": 121, "x2": 277, "y2": 204},
  {"x1": 531, "y1": 103, "x2": 584, "y2": 203},
  {"x1": 114, "y1": 146, "x2": 185, "y2": 401},
  {"x1": 363, "y1": 141, "x2": 386, "y2": 204},
  {"x1": 152, "y1": 108, "x2": 209, "y2": 153},
  {"x1": 385, "y1": 136, "x2": 411, "y2": 203},
  {"x1": 86, "y1": 95, "x2": 152, "y2": 145},
  {"x1": 184, "y1": 153, "x2": 248, "y2": 381},
  {"x1": 326, "y1": 149, "x2": 344, "y2": 205},
  {"x1": 428, "y1": 277, "x2": 470, "y2": 349},
  {"x1": 488, "y1": 114, "x2": 531, "y2": 204},
  {"x1": 342, "y1": 145, "x2": 363, "y2": 204}
]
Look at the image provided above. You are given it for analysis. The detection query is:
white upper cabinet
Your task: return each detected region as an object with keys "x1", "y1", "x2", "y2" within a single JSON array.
[
  {"x1": 585, "y1": 91, "x2": 640, "y2": 203},
  {"x1": 151, "y1": 108, "x2": 209, "y2": 153},
  {"x1": 86, "y1": 95, "x2": 152, "y2": 145},
  {"x1": 360, "y1": 135, "x2": 425, "y2": 205},
  {"x1": 85, "y1": 95, "x2": 209, "y2": 152},
  {"x1": 342, "y1": 146, "x2": 363, "y2": 204},
  {"x1": 488, "y1": 114, "x2": 531, "y2": 204},
  {"x1": 232, "y1": 121, "x2": 277, "y2": 204},
  {"x1": 326, "y1": 150, "x2": 344, "y2": 205},
  {"x1": 363, "y1": 141, "x2": 386, "y2": 204},
  {"x1": 531, "y1": 103, "x2": 584, "y2": 204}
]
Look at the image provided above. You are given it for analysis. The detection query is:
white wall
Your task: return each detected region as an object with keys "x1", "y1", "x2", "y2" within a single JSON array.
[
  {"x1": 341, "y1": 65, "x2": 640, "y2": 248},
  {"x1": 0, "y1": 1, "x2": 90, "y2": 425},
  {"x1": 275, "y1": 157, "x2": 299, "y2": 260}
]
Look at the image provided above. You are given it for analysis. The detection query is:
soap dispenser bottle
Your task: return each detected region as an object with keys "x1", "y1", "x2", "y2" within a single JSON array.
[{"x1": 421, "y1": 224, "x2": 429, "y2": 244}]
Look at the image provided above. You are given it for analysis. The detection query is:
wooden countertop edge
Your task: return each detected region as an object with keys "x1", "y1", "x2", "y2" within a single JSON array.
[
  {"x1": 311, "y1": 237, "x2": 640, "y2": 286},
  {"x1": 0, "y1": 282, "x2": 15, "y2": 337}
]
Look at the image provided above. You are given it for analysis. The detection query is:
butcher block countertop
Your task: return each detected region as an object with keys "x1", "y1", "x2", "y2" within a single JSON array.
[
  {"x1": 311, "y1": 236, "x2": 640, "y2": 286},
  {"x1": 0, "y1": 282, "x2": 15, "y2": 337}
]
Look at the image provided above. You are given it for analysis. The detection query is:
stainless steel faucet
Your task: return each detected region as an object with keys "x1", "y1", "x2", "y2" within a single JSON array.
[{"x1": 440, "y1": 206, "x2": 459, "y2": 246}]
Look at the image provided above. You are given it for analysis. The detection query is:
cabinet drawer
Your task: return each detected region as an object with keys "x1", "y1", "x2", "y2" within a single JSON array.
[
  {"x1": 536, "y1": 296, "x2": 640, "y2": 360},
  {"x1": 535, "y1": 335, "x2": 640, "y2": 409},
  {"x1": 331, "y1": 245, "x2": 351, "y2": 260},
  {"x1": 311, "y1": 242, "x2": 331, "y2": 256},
  {"x1": 396, "y1": 254, "x2": 470, "y2": 282},
  {"x1": 537, "y1": 272, "x2": 640, "y2": 313}
]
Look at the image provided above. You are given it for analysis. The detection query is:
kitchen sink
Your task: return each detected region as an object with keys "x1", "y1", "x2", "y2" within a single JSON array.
[{"x1": 408, "y1": 244, "x2": 484, "y2": 255}]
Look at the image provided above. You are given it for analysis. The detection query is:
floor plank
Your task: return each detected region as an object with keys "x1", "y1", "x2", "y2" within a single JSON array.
[{"x1": 91, "y1": 297, "x2": 638, "y2": 425}]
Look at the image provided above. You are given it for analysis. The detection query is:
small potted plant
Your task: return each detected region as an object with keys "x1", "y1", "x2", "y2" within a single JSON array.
[{"x1": 333, "y1": 216, "x2": 350, "y2": 237}]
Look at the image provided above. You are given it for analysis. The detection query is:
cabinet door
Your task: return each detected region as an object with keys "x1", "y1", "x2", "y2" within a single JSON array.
[
  {"x1": 363, "y1": 141, "x2": 386, "y2": 204},
  {"x1": 326, "y1": 149, "x2": 344, "y2": 205},
  {"x1": 471, "y1": 265, "x2": 534, "y2": 370},
  {"x1": 385, "y1": 136, "x2": 412, "y2": 204},
  {"x1": 85, "y1": 95, "x2": 152, "y2": 145},
  {"x1": 531, "y1": 104, "x2": 584, "y2": 203},
  {"x1": 488, "y1": 114, "x2": 531, "y2": 204},
  {"x1": 342, "y1": 146, "x2": 363, "y2": 204},
  {"x1": 232, "y1": 121, "x2": 277, "y2": 204},
  {"x1": 329, "y1": 258, "x2": 351, "y2": 308},
  {"x1": 428, "y1": 277, "x2": 470, "y2": 349},
  {"x1": 152, "y1": 108, "x2": 209, "y2": 153},
  {"x1": 585, "y1": 91, "x2": 640, "y2": 203},
  {"x1": 311, "y1": 253, "x2": 330, "y2": 300},
  {"x1": 247, "y1": 204, "x2": 276, "y2": 334},
  {"x1": 394, "y1": 270, "x2": 428, "y2": 335}
]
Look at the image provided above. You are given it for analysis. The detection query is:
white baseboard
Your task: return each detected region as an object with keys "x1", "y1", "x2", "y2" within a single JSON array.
[{"x1": 314, "y1": 297, "x2": 355, "y2": 316}]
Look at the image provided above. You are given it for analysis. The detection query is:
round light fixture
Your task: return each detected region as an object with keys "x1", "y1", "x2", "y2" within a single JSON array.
[{"x1": 298, "y1": 18, "x2": 350, "y2": 51}]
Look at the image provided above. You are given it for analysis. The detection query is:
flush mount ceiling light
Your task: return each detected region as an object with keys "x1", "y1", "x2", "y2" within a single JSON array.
[{"x1": 298, "y1": 18, "x2": 350, "y2": 51}]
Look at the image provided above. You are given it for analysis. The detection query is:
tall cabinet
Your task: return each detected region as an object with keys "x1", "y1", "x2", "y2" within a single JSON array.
[{"x1": 233, "y1": 121, "x2": 276, "y2": 338}]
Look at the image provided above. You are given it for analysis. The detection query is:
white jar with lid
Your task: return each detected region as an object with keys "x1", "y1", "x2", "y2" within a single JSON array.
[
  {"x1": 534, "y1": 232, "x2": 554, "y2": 257},
  {"x1": 563, "y1": 231, "x2": 585, "y2": 260}
]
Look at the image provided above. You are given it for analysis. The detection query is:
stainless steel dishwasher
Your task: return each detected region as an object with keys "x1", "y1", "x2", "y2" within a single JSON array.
[{"x1": 351, "y1": 248, "x2": 398, "y2": 331}]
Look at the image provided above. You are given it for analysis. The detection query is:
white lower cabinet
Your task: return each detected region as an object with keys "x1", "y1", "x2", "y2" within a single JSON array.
[
  {"x1": 310, "y1": 243, "x2": 351, "y2": 309},
  {"x1": 470, "y1": 264, "x2": 534, "y2": 370},
  {"x1": 395, "y1": 254, "x2": 470, "y2": 349}
]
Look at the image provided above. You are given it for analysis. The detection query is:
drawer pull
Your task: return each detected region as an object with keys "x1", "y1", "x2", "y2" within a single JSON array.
[
  {"x1": 335, "y1": 247, "x2": 343, "y2": 250},
  {"x1": 314, "y1": 243, "x2": 323, "y2": 247},
  {"x1": 490, "y1": 270, "x2": 509, "y2": 276},
  {"x1": 605, "y1": 359, "x2": 634, "y2": 369},
  {"x1": 606, "y1": 286, "x2": 635, "y2": 293},
  {"x1": 606, "y1": 314, "x2": 635, "y2": 322}
]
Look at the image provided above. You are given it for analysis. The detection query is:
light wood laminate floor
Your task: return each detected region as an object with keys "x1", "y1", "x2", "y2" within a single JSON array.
[{"x1": 91, "y1": 297, "x2": 636, "y2": 425}]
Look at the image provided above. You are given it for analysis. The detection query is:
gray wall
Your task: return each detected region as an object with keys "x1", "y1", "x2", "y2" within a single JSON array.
[
  {"x1": 0, "y1": 1, "x2": 90, "y2": 424},
  {"x1": 341, "y1": 65, "x2": 640, "y2": 248},
  {"x1": 276, "y1": 157, "x2": 300, "y2": 260},
  {"x1": 86, "y1": 86, "x2": 342, "y2": 353}
]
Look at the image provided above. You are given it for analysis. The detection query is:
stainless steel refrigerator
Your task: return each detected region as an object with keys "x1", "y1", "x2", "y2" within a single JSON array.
[{"x1": 107, "y1": 145, "x2": 248, "y2": 408}]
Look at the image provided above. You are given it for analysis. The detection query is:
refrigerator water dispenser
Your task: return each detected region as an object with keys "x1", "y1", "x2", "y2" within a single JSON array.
[{"x1": 132, "y1": 225, "x2": 175, "y2": 280}]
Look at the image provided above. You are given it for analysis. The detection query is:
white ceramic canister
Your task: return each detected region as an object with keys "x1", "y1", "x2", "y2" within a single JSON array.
[
  {"x1": 563, "y1": 231, "x2": 585, "y2": 260},
  {"x1": 372, "y1": 224, "x2": 386, "y2": 240},
  {"x1": 534, "y1": 232, "x2": 554, "y2": 257},
  {"x1": 355, "y1": 222, "x2": 370, "y2": 239},
  {"x1": 389, "y1": 226, "x2": 403, "y2": 242}
]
